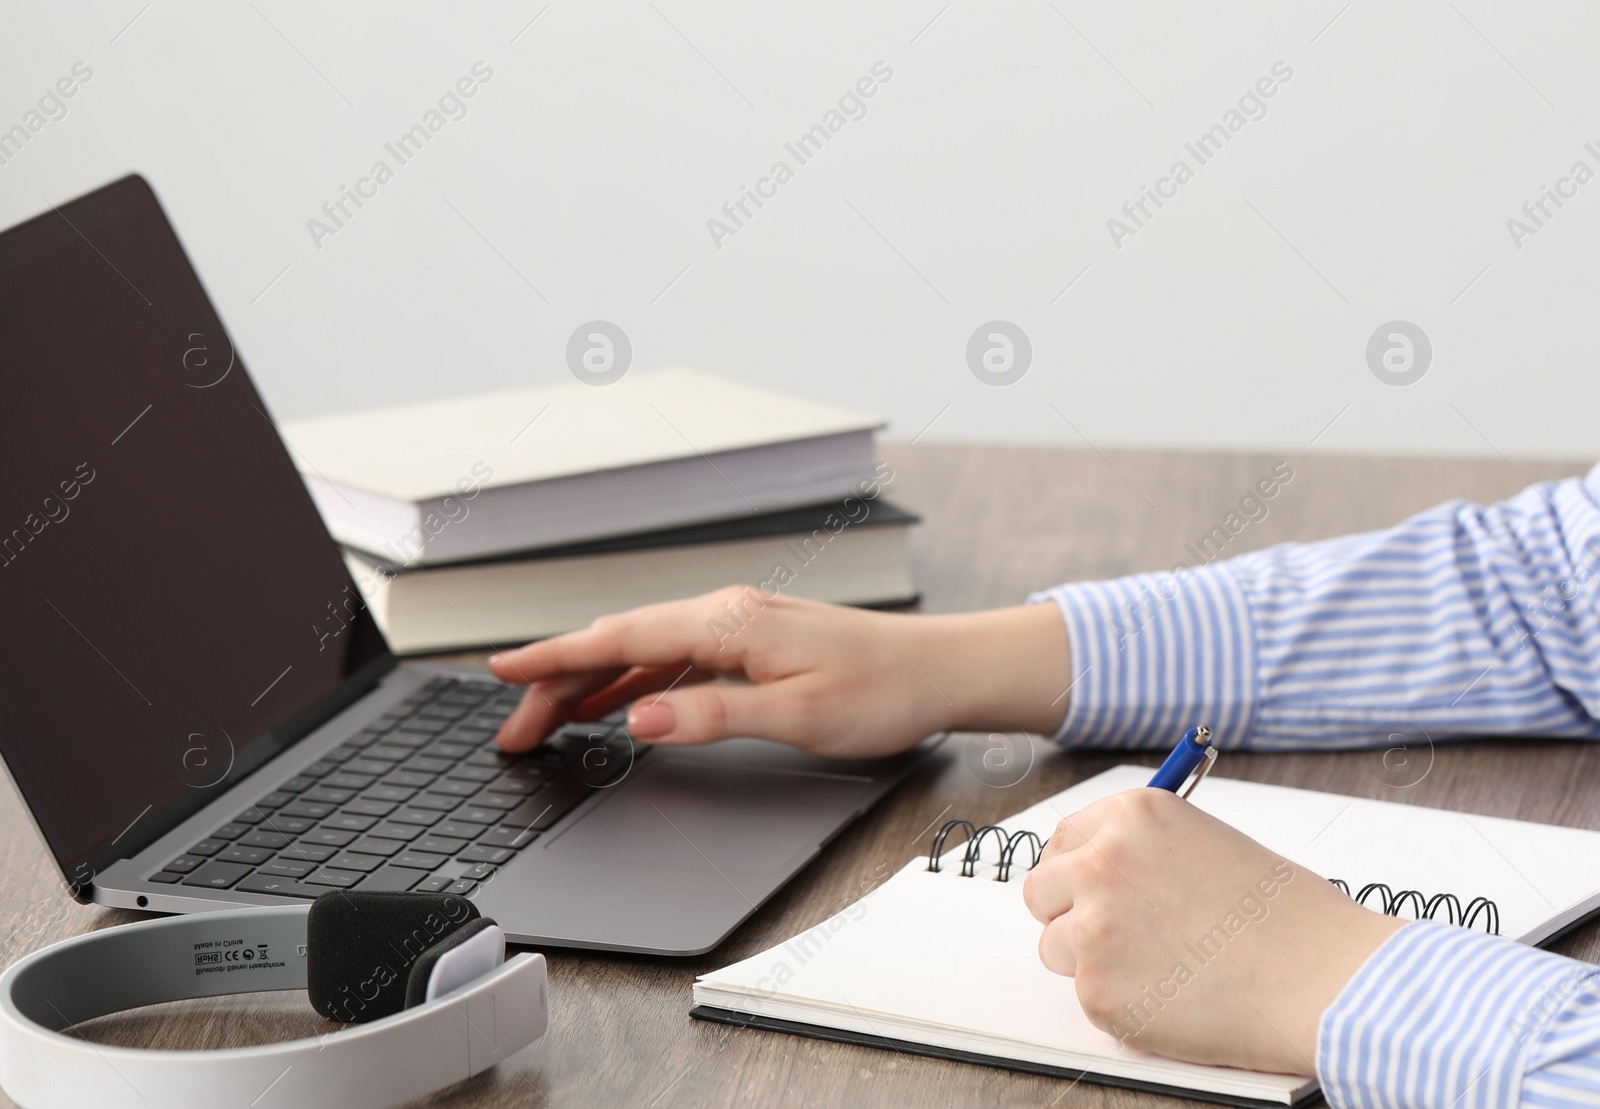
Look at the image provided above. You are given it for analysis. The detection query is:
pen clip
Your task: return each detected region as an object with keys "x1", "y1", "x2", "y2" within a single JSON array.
[{"x1": 1178, "y1": 746, "x2": 1217, "y2": 800}]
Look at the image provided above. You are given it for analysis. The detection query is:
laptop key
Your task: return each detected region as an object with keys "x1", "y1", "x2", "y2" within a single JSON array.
[
  {"x1": 463, "y1": 791, "x2": 519, "y2": 812},
  {"x1": 302, "y1": 786, "x2": 355, "y2": 805},
  {"x1": 161, "y1": 855, "x2": 205, "y2": 874},
  {"x1": 302, "y1": 828, "x2": 358, "y2": 847},
  {"x1": 381, "y1": 733, "x2": 430, "y2": 749},
  {"x1": 414, "y1": 835, "x2": 469, "y2": 855},
  {"x1": 483, "y1": 777, "x2": 539, "y2": 797},
  {"x1": 477, "y1": 826, "x2": 539, "y2": 850},
  {"x1": 260, "y1": 816, "x2": 315, "y2": 835},
  {"x1": 446, "y1": 765, "x2": 498, "y2": 784},
  {"x1": 392, "y1": 851, "x2": 449, "y2": 871},
  {"x1": 502, "y1": 762, "x2": 556, "y2": 782},
  {"x1": 367, "y1": 821, "x2": 423, "y2": 842},
  {"x1": 363, "y1": 785, "x2": 416, "y2": 804},
  {"x1": 182, "y1": 861, "x2": 254, "y2": 888},
  {"x1": 412, "y1": 876, "x2": 453, "y2": 893},
  {"x1": 458, "y1": 845, "x2": 513, "y2": 865},
  {"x1": 219, "y1": 845, "x2": 275, "y2": 865},
  {"x1": 452, "y1": 805, "x2": 505, "y2": 825},
  {"x1": 401, "y1": 756, "x2": 455, "y2": 776},
  {"x1": 380, "y1": 771, "x2": 434, "y2": 789},
  {"x1": 258, "y1": 791, "x2": 295, "y2": 809},
  {"x1": 323, "y1": 772, "x2": 376, "y2": 791},
  {"x1": 301, "y1": 759, "x2": 341, "y2": 778},
  {"x1": 279, "y1": 801, "x2": 336, "y2": 820},
  {"x1": 344, "y1": 758, "x2": 394, "y2": 776},
  {"x1": 147, "y1": 870, "x2": 183, "y2": 884},
  {"x1": 409, "y1": 793, "x2": 460, "y2": 812},
  {"x1": 433, "y1": 821, "x2": 487, "y2": 840},
  {"x1": 346, "y1": 836, "x2": 405, "y2": 858},
  {"x1": 187, "y1": 839, "x2": 227, "y2": 857},
  {"x1": 235, "y1": 874, "x2": 319, "y2": 899},
  {"x1": 458, "y1": 863, "x2": 496, "y2": 882},
  {"x1": 503, "y1": 777, "x2": 594, "y2": 830},
  {"x1": 387, "y1": 807, "x2": 442, "y2": 826},
  {"x1": 444, "y1": 879, "x2": 478, "y2": 896},
  {"x1": 280, "y1": 843, "x2": 337, "y2": 863},
  {"x1": 305, "y1": 868, "x2": 363, "y2": 888},
  {"x1": 322, "y1": 813, "x2": 377, "y2": 833},
  {"x1": 211, "y1": 823, "x2": 250, "y2": 840},
  {"x1": 325, "y1": 852, "x2": 385, "y2": 873},
  {"x1": 344, "y1": 798, "x2": 398, "y2": 817},
  {"x1": 280, "y1": 775, "x2": 318, "y2": 793},
  {"x1": 234, "y1": 807, "x2": 268, "y2": 824},
  {"x1": 366, "y1": 744, "x2": 413, "y2": 761},
  {"x1": 240, "y1": 830, "x2": 293, "y2": 849},
  {"x1": 429, "y1": 780, "x2": 479, "y2": 798},
  {"x1": 359, "y1": 867, "x2": 423, "y2": 893},
  {"x1": 257, "y1": 859, "x2": 315, "y2": 878}
]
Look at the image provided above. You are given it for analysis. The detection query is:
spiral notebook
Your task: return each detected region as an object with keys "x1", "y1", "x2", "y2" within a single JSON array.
[{"x1": 692, "y1": 766, "x2": 1600, "y2": 1108}]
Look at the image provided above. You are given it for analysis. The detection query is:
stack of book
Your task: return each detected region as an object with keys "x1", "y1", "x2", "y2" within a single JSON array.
[{"x1": 280, "y1": 369, "x2": 918, "y2": 654}]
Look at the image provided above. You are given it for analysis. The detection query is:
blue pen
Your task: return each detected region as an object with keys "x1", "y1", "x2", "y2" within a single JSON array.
[{"x1": 1147, "y1": 725, "x2": 1217, "y2": 798}]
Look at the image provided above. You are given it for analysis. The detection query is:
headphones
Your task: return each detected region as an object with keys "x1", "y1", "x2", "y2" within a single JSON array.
[{"x1": 0, "y1": 891, "x2": 548, "y2": 1109}]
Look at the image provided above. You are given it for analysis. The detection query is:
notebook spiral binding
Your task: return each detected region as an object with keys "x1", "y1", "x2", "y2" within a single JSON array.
[
  {"x1": 928, "y1": 820, "x2": 1504, "y2": 933},
  {"x1": 1328, "y1": 878, "x2": 1500, "y2": 934},
  {"x1": 927, "y1": 820, "x2": 1045, "y2": 882}
]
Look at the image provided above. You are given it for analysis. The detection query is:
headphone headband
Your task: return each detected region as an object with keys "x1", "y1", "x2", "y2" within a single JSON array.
[{"x1": 0, "y1": 905, "x2": 547, "y2": 1109}]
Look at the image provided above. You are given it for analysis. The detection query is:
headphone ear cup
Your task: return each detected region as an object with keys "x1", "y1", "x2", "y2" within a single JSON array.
[
  {"x1": 404, "y1": 917, "x2": 505, "y2": 1008},
  {"x1": 306, "y1": 891, "x2": 480, "y2": 1023}
]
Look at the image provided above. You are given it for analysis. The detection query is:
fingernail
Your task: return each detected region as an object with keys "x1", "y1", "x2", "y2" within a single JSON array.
[
  {"x1": 487, "y1": 654, "x2": 503, "y2": 667},
  {"x1": 628, "y1": 701, "x2": 676, "y2": 739}
]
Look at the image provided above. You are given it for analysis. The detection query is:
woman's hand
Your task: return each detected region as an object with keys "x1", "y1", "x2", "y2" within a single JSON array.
[
  {"x1": 487, "y1": 588, "x2": 1071, "y2": 756},
  {"x1": 1022, "y1": 789, "x2": 1403, "y2": 1075}
]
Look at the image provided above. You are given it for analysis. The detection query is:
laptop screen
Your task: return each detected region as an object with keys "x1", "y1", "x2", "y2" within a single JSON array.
[{"x1": 0, "y1": 176, "x2": 393, "y2": 886}]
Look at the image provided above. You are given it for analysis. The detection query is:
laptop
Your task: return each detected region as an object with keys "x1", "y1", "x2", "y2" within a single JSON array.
[{"x1": 0, "y1": 175, "x2": 937, "y2": 956}]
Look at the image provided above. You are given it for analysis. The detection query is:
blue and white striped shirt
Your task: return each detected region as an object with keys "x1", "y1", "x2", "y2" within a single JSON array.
[{"x1": 1032, "y1": 462, "x2": 1600, "y2": 1109}]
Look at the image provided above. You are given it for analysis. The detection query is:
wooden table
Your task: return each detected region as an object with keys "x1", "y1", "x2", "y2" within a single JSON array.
[{"x1": 3, "y1": 443, "x2": 1597, "y2": 1108}]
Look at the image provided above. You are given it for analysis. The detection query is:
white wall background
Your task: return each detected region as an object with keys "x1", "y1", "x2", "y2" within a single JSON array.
[{"x1": 3, "y1": 1, "x2": 1596, "y2": 459}]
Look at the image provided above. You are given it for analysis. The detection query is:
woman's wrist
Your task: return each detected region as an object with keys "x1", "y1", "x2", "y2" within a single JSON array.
[{"x1": 910, "y1": 604, "x2": 1072, "y2": 736}]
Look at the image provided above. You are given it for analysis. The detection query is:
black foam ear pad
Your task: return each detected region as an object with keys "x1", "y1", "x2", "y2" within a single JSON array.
[
  {"x1": 403, "y1": 916, "x2": 501, "y2": 1009},
  {"x1": 306, "y1": 891, "x2": 480, "y2": 1023}
]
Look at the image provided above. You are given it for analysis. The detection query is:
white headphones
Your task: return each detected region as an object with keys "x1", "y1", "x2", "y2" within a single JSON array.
[{"x1": 0, "y1": 893, "x2": 548, "y2": 1109}]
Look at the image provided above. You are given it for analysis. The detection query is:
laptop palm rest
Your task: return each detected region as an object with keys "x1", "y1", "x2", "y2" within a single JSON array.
[{"x1": 473, "y1": 741, "x2": 878, "y2": 955}]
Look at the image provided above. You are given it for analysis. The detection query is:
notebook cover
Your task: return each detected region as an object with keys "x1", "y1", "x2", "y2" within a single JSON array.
[
  {"x1": 351, "y1": 498, "x2": 920, "y2": 572},
  {"x1": 689, "y1": 1006, "x2": 1320, "y2": 1109}
]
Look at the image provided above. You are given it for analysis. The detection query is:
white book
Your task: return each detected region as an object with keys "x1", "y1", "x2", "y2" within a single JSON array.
[
  {"x1": 343, "y1": 500, "x2": 920, "y2": 654},
  {"x1": 280, "y1": 368, "x2": 884, "y2": 566},
  {"x1": 693, "y1": 766, "x2": 1600, "y2": 1107}
]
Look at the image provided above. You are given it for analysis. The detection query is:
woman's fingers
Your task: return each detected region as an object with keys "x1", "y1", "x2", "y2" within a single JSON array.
[
  {"x1": 1021, "y1": 853, "x2": 1077, "y2": 925},
  {"x1": 493, "y1": 668, "x2": 627, "y2": 752},
  {"x1": 488, "y1": 589, "x2": 757, "y2": 685},
  {"x1": 627, "y1": 679, "x2": 811, "y2": 746},
  {"x1": 566, "y1": 665, "x2": 719, "y2": 723},
  {"x1": 1038, "y1": 915, "x2": 1078, "y2": 977}
]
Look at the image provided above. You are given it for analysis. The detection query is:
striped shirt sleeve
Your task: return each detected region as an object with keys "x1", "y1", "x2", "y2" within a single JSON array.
[
  {"x1": 1029, "y1": 462, "x2": 1600, "y2": 750},
  {"x1": 1319, "y1": 921, "x2": 1600, "y2": 1109}
]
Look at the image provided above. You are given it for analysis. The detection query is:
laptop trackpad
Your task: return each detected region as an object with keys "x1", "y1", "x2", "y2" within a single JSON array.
[{"x1": 473, "y1": 747, "x2": 874, "y2": 954}]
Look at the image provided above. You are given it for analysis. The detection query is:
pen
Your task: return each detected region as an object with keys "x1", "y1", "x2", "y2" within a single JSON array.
[{"x1": 1147, "y1": 725, "x2": 1217, "y2": 799}]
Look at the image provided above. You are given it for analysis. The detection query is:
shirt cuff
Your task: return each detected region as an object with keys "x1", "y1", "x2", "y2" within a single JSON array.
[
  {"x1": 1027, "y1": 562, "x2": 1257, "y2": 748},
  {"x1": 1318, "y1": 920, "x2": 1597, "y2": 1109}
]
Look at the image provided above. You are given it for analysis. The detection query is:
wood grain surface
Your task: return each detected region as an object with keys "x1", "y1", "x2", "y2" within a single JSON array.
[{"x1": 2, "y1": 443, "x2": 1595, "y2": 1109}]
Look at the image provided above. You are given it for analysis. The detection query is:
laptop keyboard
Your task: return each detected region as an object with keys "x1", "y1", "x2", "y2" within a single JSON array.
[{"x1": 147, "y1": 676, "x2": 643, "y2": 899}]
